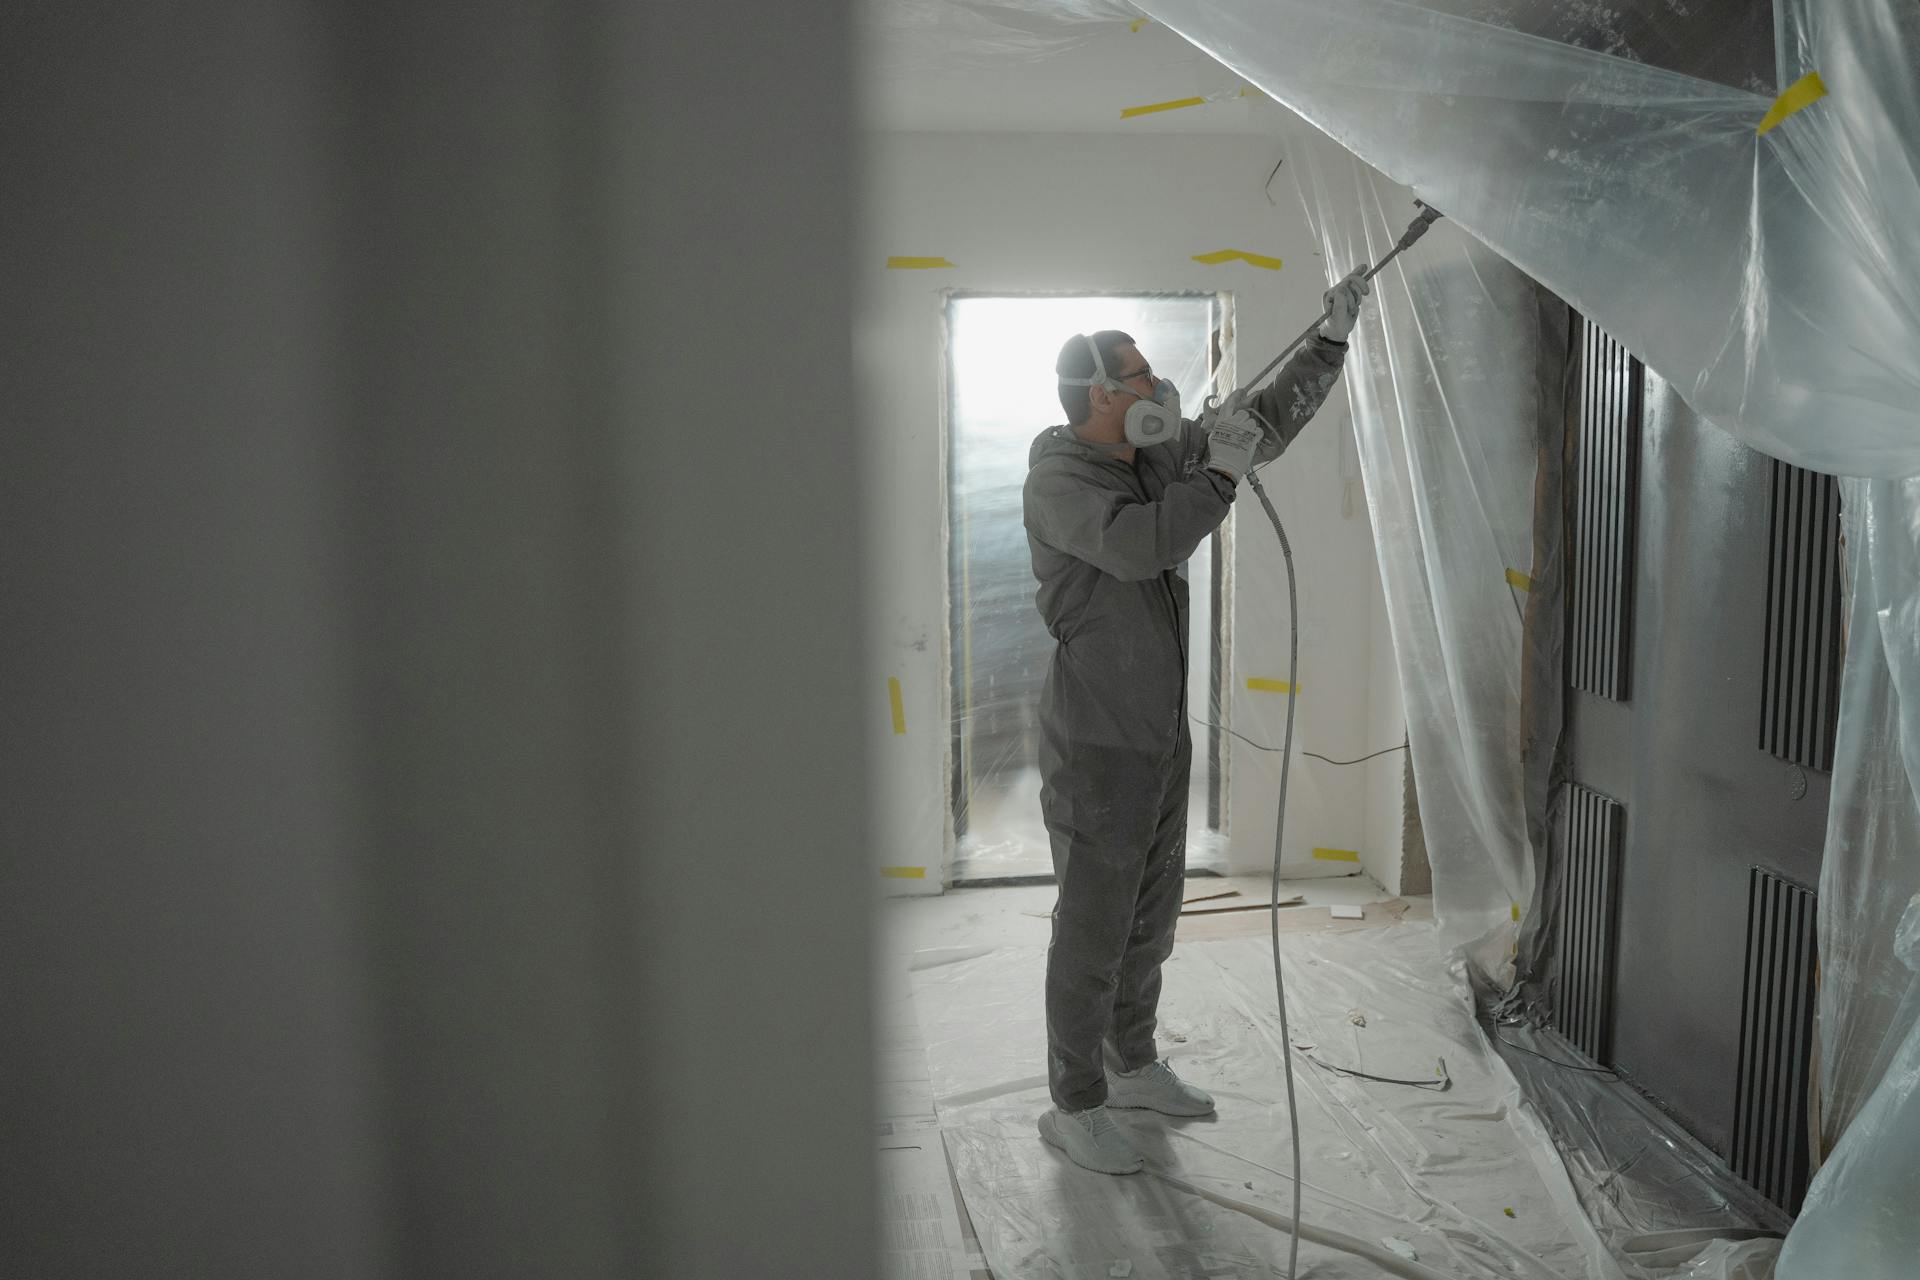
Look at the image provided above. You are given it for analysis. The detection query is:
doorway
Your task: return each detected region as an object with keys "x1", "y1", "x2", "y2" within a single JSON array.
[{"x1": 944, "y1": 292, "x2": 1231, "y2": 883}]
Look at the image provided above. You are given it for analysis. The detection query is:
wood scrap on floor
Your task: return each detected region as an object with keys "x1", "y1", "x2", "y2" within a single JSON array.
[{"x1": 1179, "y1": 892, "x2": 1306, "y2": 916}]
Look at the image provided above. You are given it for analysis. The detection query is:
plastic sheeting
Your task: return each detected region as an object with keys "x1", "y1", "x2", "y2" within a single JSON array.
[
  {"x1": 912, "y1": 925, "x2": 1623, "y2": 1279},
  {"x1": 1288, "y1": 133, "x2": 1567, "y2": 982},
  {"x1": 1140, "y1": 0, "x2": 1920, "y2": 479},
  {"x1": 910, "y1": 923, "x2": 1789, "y2": 1279},
  {"x1": 1781, "y1": 891, "x2": 1920, "y2": 1276}
]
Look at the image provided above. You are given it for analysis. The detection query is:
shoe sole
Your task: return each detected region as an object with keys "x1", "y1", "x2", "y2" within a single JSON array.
[{"x1": 1037, "y1": 1113, "x2": 1143, "y2": 1175}]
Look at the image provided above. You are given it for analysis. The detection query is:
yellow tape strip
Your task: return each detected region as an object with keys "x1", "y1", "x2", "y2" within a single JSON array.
[
  {"x1": 1511, "y1": 901, "x2": 1522, "y2": 922},
  {"x1": 1505, "y1": 568, "x2": 1534, "y2": 592},
  {"x1": 1757, "y1": 71, "x2": 1827, "y2": 136},
  {"x1": 886, "y1": 256, "x2": 955, "y2": 270},
  {"x1": 1121, "y1": 95, "x2": 1207, "y2": 120},
  {"x1": 888, "y1": 676, "x2": 907, "y2": 735},
  {"x1": 1245, "y1": 677, "x2": 1298, "y2": 695},
  {"x1": 881, "y1": 866, "x2": 926, "y2": 879},
  {"x1": 1313, "y1": 847, "x2": 1361, "y2": 863},
  {"x1": 1193, "y1": 248, "x2": 1284, "y2": 271},
  {"x1": 1129, "y1": 17, "x2": 1149, "y2": 32}
]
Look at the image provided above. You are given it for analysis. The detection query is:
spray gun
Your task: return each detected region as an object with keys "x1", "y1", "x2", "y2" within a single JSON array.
[{"x1": 1203, "y1": 200, "x2": 1446, "y2": 426}]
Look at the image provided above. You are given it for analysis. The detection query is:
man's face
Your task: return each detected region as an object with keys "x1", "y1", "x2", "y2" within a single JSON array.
[{"x1": 1094, "y1": 343, "x2": 1157, "y2": 422}]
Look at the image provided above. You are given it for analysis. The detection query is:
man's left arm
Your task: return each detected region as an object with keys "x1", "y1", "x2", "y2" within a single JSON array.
[{"x1": 1245, "y1": 333, "x2": 1349, "y2": 464}]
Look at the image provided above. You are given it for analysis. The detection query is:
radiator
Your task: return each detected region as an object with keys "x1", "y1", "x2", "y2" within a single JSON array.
[
  {"x1": 1730, "y1": 866, "x2": 1818, "y2": 1213},
  {"x1": 1568, "y1": 317, "x2": 1642, "y2": 702},
  {"x1": 1759, "y1": 459, "x2": 1844, "y2": 771},
  {"x1": 1553, "y1": 784, "x2": 1624, "y2": 1063}
]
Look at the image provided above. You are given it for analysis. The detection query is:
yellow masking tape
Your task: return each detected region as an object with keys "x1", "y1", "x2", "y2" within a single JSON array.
[
  {"x1": 1757, "y1": 71, "x2": 1828, "y2": 136},
  {"x1": 888, "y1": 676, "x2": 907, "y2": 735},
  {"x1": 1245, "y1": 677, "x2": 1298, "y2": 695},
  {"x1": 881, "y1": 866, "x2": 926, "y2": 879},
  {"x1": 1193, "y1": 248, "x2": 1284, "y2": 271},
  {"x1": 1129, "y1": 17, "x2": 1149, "y2": 32},
  {"x1": 886, "y1": 256, "x2": 955, "y2": 269},
  {"x1": 1121, "y1": 95, "x2": 1207, "y2": 120},
  {"x1": 1511, "y1": 901, "x2": 1522, "y2": 921},
  {"x1": 1313, "y1": 847, "x2": 1360, "y2": 863},
  {"x1": 1505, "y1": 568, "x2": 1534, "y2": 592}
]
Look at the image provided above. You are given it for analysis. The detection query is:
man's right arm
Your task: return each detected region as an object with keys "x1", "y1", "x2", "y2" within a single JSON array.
[{"x1": 1024, "y1": 464, "x2": 1233, "y2": 582}]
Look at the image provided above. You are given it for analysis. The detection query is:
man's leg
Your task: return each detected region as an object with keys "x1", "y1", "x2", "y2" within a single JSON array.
[
  {"x1": 1108, "y1": 734, "x2": 1192, "y2": 1072},
  {"x1": 1041, "y1": 747, "x2": 1160, "y2": 1112}
]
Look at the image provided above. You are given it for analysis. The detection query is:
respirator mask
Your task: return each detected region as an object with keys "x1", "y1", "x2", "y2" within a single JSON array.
[{"x1": 1058, "y1": 334, "x2": 1184, "y2": 448}]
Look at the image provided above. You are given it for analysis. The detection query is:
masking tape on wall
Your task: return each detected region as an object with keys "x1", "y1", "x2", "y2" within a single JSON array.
[
  {"x1": 1122, "y1": 95, "x2": 1207, "y2": 119},
  {"x1": 1123, "y1": 86, "x2": 1256, "y2": 120},
  {"x1": 1313, "y1": 848, "x2": 1360, "y2": 863},
  {"x1": 1756, "y1": 71, "x2": 1827, "y2": 136},
  {"x1": 881, "y1": 867, "x2": 926, "y2": 879},
  {"x1": 1505, "y1": 568, "x2": 1533, "y2": 591},
  {"x1": 886, "y1": 256, "x2": 956, "y2": 269},
  {"x1": 888, "y1": 676, "x2": 907, "y2": 735},
  {"x1": 1193, "y1": 249, "x2": 1284, "y2": 271},
  {"x1": 1245, "y1": 676, "x2": 1298, "y2": 695}
]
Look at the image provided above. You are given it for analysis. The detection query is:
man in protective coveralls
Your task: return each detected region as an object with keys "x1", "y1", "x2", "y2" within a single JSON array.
[{"x1": 1021, "y1": 270, "x2": 1371, "y2": 1174}]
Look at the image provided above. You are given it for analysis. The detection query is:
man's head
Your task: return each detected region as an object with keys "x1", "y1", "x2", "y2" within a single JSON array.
[{"x1": 1056, "y1": 330, "x2": 1155, "y2": 429}]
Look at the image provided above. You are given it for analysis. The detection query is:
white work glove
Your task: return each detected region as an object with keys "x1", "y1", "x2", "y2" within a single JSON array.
[
  {"x1": 1204, "y1": 409, "x2": 1263, "y2": 484},
  {"x1": 1320, "y1": 265, "x2": 1372, "y2": 342}
]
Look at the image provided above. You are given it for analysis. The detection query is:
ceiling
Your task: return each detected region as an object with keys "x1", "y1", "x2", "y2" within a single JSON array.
[
  {"x1": 857, "y1": 4, "x2": 1288, "y2": 135},
  {"x1": 856, "y1": 0, "x2": 1777, "y2": 135}
]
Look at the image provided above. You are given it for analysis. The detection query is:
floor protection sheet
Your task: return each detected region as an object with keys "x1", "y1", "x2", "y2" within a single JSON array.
[{"x1": 911, "y1": 923, "x2": 1620, "y2": 1280}]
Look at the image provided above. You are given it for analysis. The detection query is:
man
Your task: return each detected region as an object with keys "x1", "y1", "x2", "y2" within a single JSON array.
[{"x1": 1021, "y1": 269, "x2": 1372, "y2": 1175}]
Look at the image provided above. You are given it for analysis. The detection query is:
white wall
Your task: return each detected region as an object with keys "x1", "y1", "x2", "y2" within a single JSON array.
[{"x1": 859, "y1": 129, "x2": 1405, "y2": 889}]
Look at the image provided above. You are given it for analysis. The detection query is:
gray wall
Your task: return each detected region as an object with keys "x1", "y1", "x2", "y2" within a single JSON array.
[
  {"x1": 2, "y1": 5, "x2": 874, "y2": 1278},
  {"x1": 1567, "y1": 373, "x2": 1830, "y2": 1153}
]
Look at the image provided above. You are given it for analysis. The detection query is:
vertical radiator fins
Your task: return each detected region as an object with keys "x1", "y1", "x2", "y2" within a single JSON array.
[
  {"x1": 1730, "y1": 867, "x2": 1818, "y2": 1213},
  {"x1": 1569, "y1": 317, "x2": 1642, "y2": 701},
  {"x1": 1759, "y1": 460, "x2": 1843, "y2": 771},
  {"x1": 1554, "y1": 785, "x2": 1623, "y2": 1064}
]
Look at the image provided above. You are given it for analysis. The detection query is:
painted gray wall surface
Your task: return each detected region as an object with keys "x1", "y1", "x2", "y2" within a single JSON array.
[
  {"x1": 2, "y1": 5, "x2": 875, "y2": 1279},
  {"x1": 1566, "y1": 373, "x2": 1830, "y2": 1154}
]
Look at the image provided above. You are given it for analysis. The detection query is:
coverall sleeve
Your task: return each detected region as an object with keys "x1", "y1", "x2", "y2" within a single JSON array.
[
  {"x1": 1025, "y1": 465, "x2": 1234, "y2": 582},
  {"x1": 1243, "y1": 333, "x2": 1349, "y2": 465}
]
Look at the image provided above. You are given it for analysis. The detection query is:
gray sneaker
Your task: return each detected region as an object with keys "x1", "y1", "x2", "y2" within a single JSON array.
[
  {"x1": 1106, "y1": 1060, "x2": 1215, "y2": 1116},
  {"x1": 1038, "y1": 1104, "x2": 1144, "y2": 1175}
]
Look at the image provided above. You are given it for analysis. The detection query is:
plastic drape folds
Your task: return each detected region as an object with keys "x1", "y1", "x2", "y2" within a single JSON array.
[
  {"x1": 1780, "y1": 477, "x2": 1920, "y2": 1279},
  {"x1": 1288, "y1": 134, "x2": 1566, "y2": 983},
  {"x1": 1139, "y1": 0, "x2": 1920, "y2": 479}
]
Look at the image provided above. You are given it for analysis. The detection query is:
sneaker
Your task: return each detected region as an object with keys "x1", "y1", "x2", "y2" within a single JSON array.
[
  {"x1": 1106, "y1": 1060, "x2": 1215, "y2": 1117},
  {"x1": 1038, "y1": 1105, "x2": 1144, "y2": 1175}
]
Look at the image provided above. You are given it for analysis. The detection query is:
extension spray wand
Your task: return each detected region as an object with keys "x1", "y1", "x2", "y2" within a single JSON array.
[{"x1": 1199, "y1": 199, "x2": 1445, "y2": 1280}]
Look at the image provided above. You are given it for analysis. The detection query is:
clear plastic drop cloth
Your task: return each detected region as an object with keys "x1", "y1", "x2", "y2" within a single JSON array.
[
  {"x1": 1776, "y1": 476, "x2": 1920, "y2": 1280},
  {"x1": 911, "y1": 925, "x2": 1624, "y2": 1279},
  {"x1": 1137, "y1": 0, "x2": 1920, "y2": 479},
  {"x1": 906, "y1": 922, "x2": 1803, "y2": 1280},
  {"x1": 1284, "y1": 129, "x2": 1568, "y2": 983},
  {"x1": 1780, "y1": 890, "x2": 1920, "y2": 1278}
]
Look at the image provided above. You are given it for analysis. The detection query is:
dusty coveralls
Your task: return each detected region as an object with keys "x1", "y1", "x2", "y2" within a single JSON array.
[{"x1": 1022, "y1": 335, "x2": 1350, "y2": 1112}]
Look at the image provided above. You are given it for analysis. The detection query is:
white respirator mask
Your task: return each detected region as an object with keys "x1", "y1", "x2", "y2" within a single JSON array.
[{"x1": 1059, "y1": 334, "x2": 1184, "y2": 448}]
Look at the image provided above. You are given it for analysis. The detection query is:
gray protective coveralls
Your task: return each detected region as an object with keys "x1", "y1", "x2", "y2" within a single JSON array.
[{"x1": 1022, "y1": 335, "x2": 1350, "y2": 1112}]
